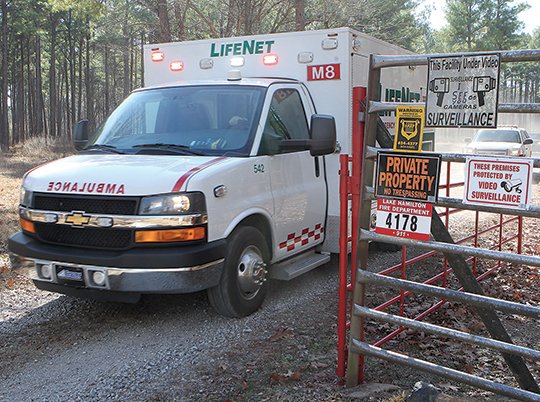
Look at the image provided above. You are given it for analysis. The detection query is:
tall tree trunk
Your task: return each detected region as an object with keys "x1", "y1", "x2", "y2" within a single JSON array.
[
  {"x1": 294, "y1": 0, "x2": 305, "y2": 31},
  {"x1": 35, "y1": 36, "x2": 45, "y2": 136},
  {"x1": 122, "y1": 1, "x2": 130, "y2": 97},
  {"x1": 67, "y1": 10, "x2": 76, "y2": 133},
  {"x1": 78, "y1": 35, "x2": 84, "y2": 120},
  {"x1": 157, "y1": 0, "x2": 172, "y2": 42},
  {"x1": 130, "y1": 37, "x2": 134, "y2": 89},
  {"x1": 1, "y1": 0, "x2": 9, "y2": 151},
  {"x1": 27, "y1": 37, "x2": 35, "y2": 138},
  {"x1": 85, "y1": 28, "x2": 94, "y2": 133},
  {"x1": 140, "y1": 32, "x2": 145, "y2": 87},
  {"x1": 49, "y1": 13, "x2": 58, "y2": 138},
  {"x1": 15, "y1": 39, "x2": 26, "y2": 143},
  {"x1": 63, "y1": 59, "x2": 70, "y2": 137},
  {"x1": 104, "y1": 45, "x2": 110, "y2": 116}
]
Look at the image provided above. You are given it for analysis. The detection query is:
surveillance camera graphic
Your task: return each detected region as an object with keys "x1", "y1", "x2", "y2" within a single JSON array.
[
  {"x1": 473, "y1": 76, "x2": 497, "y2": 107},
  {"x1": 500, "y1": 179, "x2": 522, "y2": 194},
  {"x1": 429, "y1": 78, "x2": 450, "y2": 107}
]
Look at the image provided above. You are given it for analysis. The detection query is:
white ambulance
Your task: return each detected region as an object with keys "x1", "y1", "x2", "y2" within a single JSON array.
[{"x1": 9, "y1": 28, "x2": 425, "y2": 317}]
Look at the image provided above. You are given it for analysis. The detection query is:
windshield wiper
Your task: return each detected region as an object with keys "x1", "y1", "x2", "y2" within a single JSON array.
[
  {"x1": 132, "y1": 143, "x2": 205, "y2": 155},
  {"x1": 84, "y1": 144, "x2": 125, "y2": 154}
]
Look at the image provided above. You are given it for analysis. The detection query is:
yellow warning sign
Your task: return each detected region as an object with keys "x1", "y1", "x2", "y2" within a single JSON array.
[{"x1": 393, "y1": 106, "x2": 425, "y2": 153}]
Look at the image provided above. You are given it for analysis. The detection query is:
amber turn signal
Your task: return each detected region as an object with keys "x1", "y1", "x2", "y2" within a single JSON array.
[
  {"x1": 134, "y1": 227, "x2": 205, "y2": 243},
  {"x1": 20, "y1": 217, "x2": 36, "y2": 234}
]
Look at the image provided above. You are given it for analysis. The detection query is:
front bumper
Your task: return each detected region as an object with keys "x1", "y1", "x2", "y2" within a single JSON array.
[{"x1": 8, "y1": 232, "x2": 226, "y2": 296}]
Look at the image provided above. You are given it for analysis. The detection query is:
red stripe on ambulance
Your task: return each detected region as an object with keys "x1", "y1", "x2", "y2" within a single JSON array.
[{"x1": 171, "y1": 157, "x2": 228, "y2": 192}]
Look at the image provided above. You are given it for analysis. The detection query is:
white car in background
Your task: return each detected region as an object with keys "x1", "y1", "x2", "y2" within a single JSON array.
[{"x1": 465, "y1": 127, "x2": 533, "y2": 157}]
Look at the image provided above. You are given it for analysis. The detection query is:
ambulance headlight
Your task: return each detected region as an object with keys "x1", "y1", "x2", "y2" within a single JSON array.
[
  {"x1": 139, "y1": 192, "x2": 206, "y2": 215},
  {"x1": 20, "y1": 187, "x2": 33, "y2": 207}
]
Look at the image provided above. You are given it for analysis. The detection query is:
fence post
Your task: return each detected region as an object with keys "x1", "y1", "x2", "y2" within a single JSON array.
[
  {"x1": 346, "y1": 56, "x2": 381, "y2": 387},
  {"x1": 337, "y1": 154, "x2": 350, "y2": 378}
]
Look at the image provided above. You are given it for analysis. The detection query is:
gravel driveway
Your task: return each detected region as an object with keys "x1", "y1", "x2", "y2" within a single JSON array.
[{"x1": 0, "y1": 258, "x2": 346, "y2": 402}]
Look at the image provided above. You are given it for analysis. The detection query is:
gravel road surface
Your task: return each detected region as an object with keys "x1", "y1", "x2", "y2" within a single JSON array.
[{"x1": 0, "y1": 258, "x2": 346, "y2": 402}]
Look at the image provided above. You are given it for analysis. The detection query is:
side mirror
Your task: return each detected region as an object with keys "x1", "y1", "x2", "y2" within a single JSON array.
[
  {"x1": 464, "y1": 137, "x2": 472, "y2": 144},
  {"x1": 523, "y1": 138, "x2": 533, "y2": 145},
  {"x1": 73, "y1": 119, "x2": 89, "y2": 151},
  {"x1": 310, "y1": 114, "x2": 336, "y2": 156}
]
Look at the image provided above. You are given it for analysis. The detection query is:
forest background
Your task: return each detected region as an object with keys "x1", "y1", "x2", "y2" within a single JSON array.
[{"x1": 0, "y1": 0, "x2": 538, "y2": 152}]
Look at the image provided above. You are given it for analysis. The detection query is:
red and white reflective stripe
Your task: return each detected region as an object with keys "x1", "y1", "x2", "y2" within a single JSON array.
[
  {"x1": 279, "y1": 224, "x2": 324, "y2": 252},
  {"x1": 23, "y1": 161, "x2": 54, "y2": 180},
  {"x1": 171, "y1": 157, "x2": 227, "y2": 192}
]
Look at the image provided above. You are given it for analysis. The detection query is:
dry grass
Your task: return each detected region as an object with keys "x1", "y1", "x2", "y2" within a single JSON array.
[{"x1": 0, "y1": 137, "x2": 73, "y2": 283}]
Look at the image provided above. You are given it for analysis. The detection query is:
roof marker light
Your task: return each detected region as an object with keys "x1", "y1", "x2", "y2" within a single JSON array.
[
  {"x1": 321, "y1": 38, "x2": 338, "y2": 50},
  {"x1": 230, "y1": 56, "x2": 245, "y2": 67},
  {"x1": 200, "y1": 58, "x2": 213, "y2": 69},
  {"x1": 263, "y1": 54, "x2": 278, "y2": 66},
  {"x1": 298, "y1": 52, "x2": 313, "y2": 63},
  {"x1": 151, "y1": 50, "x2": 165, "y2": 62},
  {"x1": 170, "y1": 60, "x2": 184, "y2": 71}
]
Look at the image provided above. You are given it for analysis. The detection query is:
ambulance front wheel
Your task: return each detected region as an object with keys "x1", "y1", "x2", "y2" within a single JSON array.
[{"x1": 207, "y1": 226, "x2": 269, "y2": 318}]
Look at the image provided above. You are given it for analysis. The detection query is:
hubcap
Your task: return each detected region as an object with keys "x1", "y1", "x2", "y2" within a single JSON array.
[{"x1": 237, "y1": 245, "x2": 267, "y2": 299}]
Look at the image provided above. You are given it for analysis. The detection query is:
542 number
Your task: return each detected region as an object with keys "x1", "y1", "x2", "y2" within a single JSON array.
[{"x1": 385, "y1": 213, "x2": 418, "y2": 232}]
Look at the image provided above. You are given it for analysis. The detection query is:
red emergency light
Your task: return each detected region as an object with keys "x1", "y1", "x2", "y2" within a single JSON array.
[
  {"x1": 151, "y1": 50, "x2": 165, "y2": 62},
  {"x1": 263, "y1": 54, "x2": 278, "y2": 66},
  {"x1": 170, "y1": 61, "x2": 184, "y2": 72}
]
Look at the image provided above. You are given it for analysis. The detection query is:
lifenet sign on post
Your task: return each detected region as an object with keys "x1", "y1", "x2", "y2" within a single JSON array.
[
  {"x1": 425, "y1": 53, "x2": 500, "y2": 128},
  {"x1": 464, "y1": 156, "x2": 533, "y2": 210}
]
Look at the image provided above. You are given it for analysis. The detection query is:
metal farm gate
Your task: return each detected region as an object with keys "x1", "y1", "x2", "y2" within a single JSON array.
[{"x1": 337, "y1": 49, "x2": 540, "y2": 400}]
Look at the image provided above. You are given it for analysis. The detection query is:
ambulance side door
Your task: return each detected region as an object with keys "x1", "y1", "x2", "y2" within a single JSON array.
[{"x1": 257, "y1": 84, "x2": 327, "y2": 260}]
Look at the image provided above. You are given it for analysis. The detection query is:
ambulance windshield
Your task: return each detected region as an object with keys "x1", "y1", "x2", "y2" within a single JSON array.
[{"x1": 89, "y1": 85, "x2": 265, "y2": 156}]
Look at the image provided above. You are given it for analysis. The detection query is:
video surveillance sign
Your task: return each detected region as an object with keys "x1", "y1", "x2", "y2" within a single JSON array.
[
  {"x1": 464, "y1": 156, "x2": 533, "y2": 210},
  {"x1": 425, "y1": 53, "x2": 500, "y2": 128}
]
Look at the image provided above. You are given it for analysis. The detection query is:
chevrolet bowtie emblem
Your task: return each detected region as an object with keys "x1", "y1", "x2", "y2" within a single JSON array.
[{"x1": 65, "y1": 212, "x2": 91, "y2": 226}]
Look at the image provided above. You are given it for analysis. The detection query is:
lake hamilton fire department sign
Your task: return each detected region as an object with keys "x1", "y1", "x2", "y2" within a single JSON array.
[
  {"x1": 375, "y1": 198, "x2": 433, "y2": 241},
  {"x1": 376, "y1": 151, "x2": 441, "y2": 203},
  {"x1": 464, "y1": 156, "x2": 533, "y2": 210},
  {"x1": 393, "y1": 105, "x2": 425, "y2": 152},
  {"x1": 425, "y1": 53, "x2": 500, "y2": 128}
]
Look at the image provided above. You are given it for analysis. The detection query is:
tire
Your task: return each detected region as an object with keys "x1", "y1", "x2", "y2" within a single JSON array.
[{"x1": 207, "y1": 226, "x2": 269, "y2": 318}]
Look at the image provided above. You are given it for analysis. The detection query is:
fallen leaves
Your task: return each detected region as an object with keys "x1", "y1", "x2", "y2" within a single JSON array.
[
  {"x1": 270, "y1": 369, "x2": 302, "y2": 383},
  {"x1": 268, "y1": 327, "x2": 294, "y2": 342}
]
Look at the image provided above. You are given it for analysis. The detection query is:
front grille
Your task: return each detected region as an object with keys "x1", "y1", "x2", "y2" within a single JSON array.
[
  {"x1": 33, "y1": 193, "x2": 139, "y2": 215},
  {"x1": 35, "y1": 223, "x2": 133, "y2": 250}
]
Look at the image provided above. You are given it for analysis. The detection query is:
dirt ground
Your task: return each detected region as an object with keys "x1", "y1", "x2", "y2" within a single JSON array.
[{"x1": 1, "y1": 145, "x2": 540, "y2": 401}]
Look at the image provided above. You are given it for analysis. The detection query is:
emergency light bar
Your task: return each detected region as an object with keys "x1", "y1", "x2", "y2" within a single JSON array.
[
  {"x1": 230, "y1": 56, "x2": 245, "y2": 67},
  {"x1": 151, "y1": 50, "x2": 164, "y2": 62},
  {"x1": 170, "y1": 61, "x2": 184, "y2": 72},
  {"x1": 263, "y1": 54, "x2": 278, "y2": 66}
]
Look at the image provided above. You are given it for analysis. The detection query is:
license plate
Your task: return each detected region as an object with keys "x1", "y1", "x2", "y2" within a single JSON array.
[{"x1": 56, "y1": 266, "x2": 84, "y2": 285}]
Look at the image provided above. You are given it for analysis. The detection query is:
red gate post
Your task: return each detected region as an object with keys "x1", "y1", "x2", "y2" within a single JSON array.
[{"x1": 337, "y1": 154, "x2": 350, "y2": 378}]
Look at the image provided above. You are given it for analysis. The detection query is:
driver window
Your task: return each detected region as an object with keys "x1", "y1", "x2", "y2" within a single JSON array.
[{"x1": 259, "y1": 89, "x2": 309, "y2": 155}]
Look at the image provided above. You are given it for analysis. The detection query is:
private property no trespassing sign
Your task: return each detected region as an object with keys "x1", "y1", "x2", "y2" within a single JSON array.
[{"x1": 464, "y1": 156, "x2": 533, "y2": 210}]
